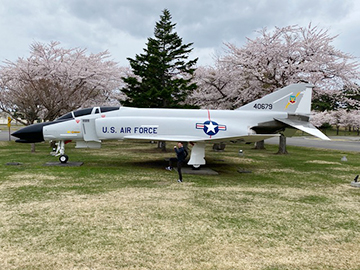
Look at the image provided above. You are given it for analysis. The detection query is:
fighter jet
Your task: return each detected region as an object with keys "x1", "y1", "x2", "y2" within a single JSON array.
[{"x1": 12, "y1": 83, "x2": 330, "y2": 167}]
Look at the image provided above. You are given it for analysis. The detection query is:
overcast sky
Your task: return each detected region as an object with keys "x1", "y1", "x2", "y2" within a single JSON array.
[{"x1": 1, "y1": 0, "x2": 359, "y2": 67}]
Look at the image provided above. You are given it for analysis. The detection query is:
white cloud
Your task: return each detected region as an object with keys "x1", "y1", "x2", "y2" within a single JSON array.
[{"x1": 0, "y1": 0, "x2": 359, "y2": 66}]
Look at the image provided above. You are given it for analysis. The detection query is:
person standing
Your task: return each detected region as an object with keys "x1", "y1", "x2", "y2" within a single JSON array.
[{"x1": 166, "y1": 142, "x2": 188, "y2": 182}]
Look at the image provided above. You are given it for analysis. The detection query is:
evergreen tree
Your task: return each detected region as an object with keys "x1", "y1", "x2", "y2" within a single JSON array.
[{"x1": 121, "y1": 9, "x2": 198, "y2": 108}]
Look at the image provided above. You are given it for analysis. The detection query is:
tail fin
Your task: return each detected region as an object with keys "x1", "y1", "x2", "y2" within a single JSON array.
[
  {"x1": 237, "y1": 83, "x2": 314, "y2": 115},
  {"x1": 239, "y1": 83, "x2": 330, "y2": 141}
]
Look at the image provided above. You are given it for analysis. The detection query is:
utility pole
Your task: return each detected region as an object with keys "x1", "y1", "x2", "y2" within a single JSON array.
[{"x1": 7, "y1": 116, "x2": 12, "y2": 141}]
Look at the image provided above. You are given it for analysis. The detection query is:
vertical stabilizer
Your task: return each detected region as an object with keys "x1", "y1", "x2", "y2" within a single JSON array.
[
  {"x1": 238, "y1": 83, "x2": 330, "y2": 140},
  {"x1": 237, "y1": 84, "x2": 314, "y2": 115}
]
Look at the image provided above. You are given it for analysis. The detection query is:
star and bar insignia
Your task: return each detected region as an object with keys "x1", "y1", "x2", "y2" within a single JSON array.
[{"x1": 196, "y1": 120, "x2": 226, "y2": 136}]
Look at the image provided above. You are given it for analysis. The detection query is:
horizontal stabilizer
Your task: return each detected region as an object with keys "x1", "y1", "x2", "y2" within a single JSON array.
[{"x1": 275, "y1": 118, "x2": 330, "y2": 141}]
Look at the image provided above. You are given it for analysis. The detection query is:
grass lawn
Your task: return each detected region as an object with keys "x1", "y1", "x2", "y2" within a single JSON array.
[{"x1": 1, "y1": 139, "x2": 360, "y2": 269}]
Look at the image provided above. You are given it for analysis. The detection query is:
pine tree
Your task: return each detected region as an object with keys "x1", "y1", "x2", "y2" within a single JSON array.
[{"x1": 121, "y1": 9, "x2": 198, "y2": 108}]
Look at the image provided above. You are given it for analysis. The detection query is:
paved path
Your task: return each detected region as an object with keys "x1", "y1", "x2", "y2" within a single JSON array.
[
  {"x1": 266, "y1": 136, "x2": 360, "y2": 152},
  {"x1": 0, "y1": 130, "x2": 16, "y2": 141}
]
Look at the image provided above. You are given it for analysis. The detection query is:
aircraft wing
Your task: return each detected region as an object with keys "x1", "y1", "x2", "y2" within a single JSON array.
[
  {"x1": 230, "y1": 134, "x2": 281, "y2": 142},
  {"x1": 274, "y1": 117, "x2": 330, "y2": 141},
  {"x1": 123, "y1": 134, "x2": 280, "y2": 143}
]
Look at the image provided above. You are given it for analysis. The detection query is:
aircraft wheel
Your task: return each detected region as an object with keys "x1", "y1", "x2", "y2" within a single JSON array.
[
  {"x1": 192, "y1": 164, "x2": 201, "y2": 170},
  {"x1": 59, "y1": 154, "x2": 69, "y2": 164}
]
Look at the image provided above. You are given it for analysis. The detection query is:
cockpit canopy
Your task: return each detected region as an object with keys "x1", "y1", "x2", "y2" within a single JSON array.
[{"x1": 56, "y1": 107, "x2": 120, "y2": 121}]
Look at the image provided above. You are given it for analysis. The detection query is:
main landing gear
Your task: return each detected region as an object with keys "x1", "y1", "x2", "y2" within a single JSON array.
[
  {"x1": 51, "y1": 140, "x2": 70, "y2": 163},
  {"x1": 188, "y1": 142, "x2": 206, "y2": 169}
]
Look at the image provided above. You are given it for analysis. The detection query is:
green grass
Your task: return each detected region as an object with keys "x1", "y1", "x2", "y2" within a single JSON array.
[{"x1": 1, "y1": 140, "x2": 360, "y2": 269}]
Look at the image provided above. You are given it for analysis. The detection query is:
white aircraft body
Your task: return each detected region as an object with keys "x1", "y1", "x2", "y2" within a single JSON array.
[{"x1": 12, "y1": 84, "x2": 330, "y2": 166}]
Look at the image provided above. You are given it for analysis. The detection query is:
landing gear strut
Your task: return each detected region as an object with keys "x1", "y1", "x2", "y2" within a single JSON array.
[
  {"x1": 188, "y1": 142, "x2": 206, "y2": 169},
  {"x1": 51, "y1": 140, "x2": 69, "y2": 163}
]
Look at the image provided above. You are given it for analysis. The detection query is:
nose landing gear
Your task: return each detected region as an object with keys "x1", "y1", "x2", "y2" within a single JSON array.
[
  {"x1": 51, "y1": 140, "x2": 71, "y2": 163},
  {"x1": 59, "y1": 154, "x2": 69, "y2": 164}
]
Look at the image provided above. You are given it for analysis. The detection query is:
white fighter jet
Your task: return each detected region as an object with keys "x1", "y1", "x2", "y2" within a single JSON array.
[{"x1": 12, "y1": 83, "x2": 330, "y2": 167}]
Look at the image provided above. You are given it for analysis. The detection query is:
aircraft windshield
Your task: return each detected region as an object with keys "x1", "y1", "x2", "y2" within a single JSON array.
[
  {"x1": 56, "y1": 112, "x2": 73, "y2": 121},
  {"x1": 56, "y1": 107, "x2": 120, "y2": 121},
  {"x1": 73, "y1": 108, "x2": 93, "y2": 118},
  {"x1": 100, "y1": 107, "x2": 120, "y2": 113}
]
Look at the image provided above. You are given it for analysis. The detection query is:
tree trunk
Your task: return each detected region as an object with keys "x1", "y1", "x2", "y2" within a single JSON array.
[
  {"x1": 157, "y1": 141, "x2": 167, "y2": 152},
  {"x1": 31, "y1": 143, "x2": 36, "y2": 153},
  {"x1": 213, "y1": 143, "x2": 226, "y2": 151},
  {"x1": 254, "y1": 140, "x2": 265, "y2": 149},
  {"x1": 277, "y1": 134, "x2": 288, "y2": 154}
]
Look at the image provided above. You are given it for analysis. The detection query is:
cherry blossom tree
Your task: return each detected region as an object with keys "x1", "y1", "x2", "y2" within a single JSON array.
[
  {"x1": 0, "y1": 41, "x2": 123, "y2": 125},
  {"x1": 312, "y1": 109, "x2": 360, "y2": 135},
  {"x1": 310, "y1": 111, "x2": 332, "y2": 128},
  {"x1": 190, "y1": 62, "x2": 240, "y2": 109},
  {"x1": 349, "y1": 111, "x2": 360, "y2": 135},
  {"x1": 191, "y1": 24, "x2": 360, "y2": 151},
  {"x1": 192, "y1": 24, "x2": 360, "y2": 109}
]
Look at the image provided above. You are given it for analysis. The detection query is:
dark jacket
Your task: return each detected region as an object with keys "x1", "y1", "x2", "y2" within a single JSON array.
[{"x1": 175, "y1": 147, "x2": 187, "y2": 162}]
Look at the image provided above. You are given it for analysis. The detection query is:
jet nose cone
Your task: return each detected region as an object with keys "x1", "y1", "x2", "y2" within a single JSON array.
[{"x1": 12, "y1": 122, "x2": 46, "y2": 143}]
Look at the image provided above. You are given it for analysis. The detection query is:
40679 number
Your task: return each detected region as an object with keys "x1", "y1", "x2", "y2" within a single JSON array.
[{"x1": 253, "y1": 103, "x2": 273, "y2": 110}]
